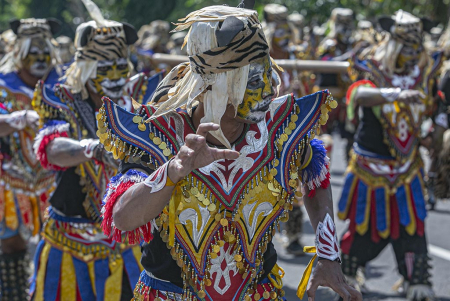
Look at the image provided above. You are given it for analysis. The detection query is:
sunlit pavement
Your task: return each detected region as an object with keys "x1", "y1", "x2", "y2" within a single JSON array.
[{"x1": 274, "y1": 135, "x2": 450, "y2": 301}]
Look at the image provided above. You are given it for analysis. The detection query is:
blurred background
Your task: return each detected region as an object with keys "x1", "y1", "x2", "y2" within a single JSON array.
[{"x1": 0, "y1": 0, "x2": 448, "y2": 38}]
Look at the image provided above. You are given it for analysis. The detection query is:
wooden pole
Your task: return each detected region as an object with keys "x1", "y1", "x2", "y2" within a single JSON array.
[{"x1": 150, "y1": 53, "x2": 350, "y2": 73}]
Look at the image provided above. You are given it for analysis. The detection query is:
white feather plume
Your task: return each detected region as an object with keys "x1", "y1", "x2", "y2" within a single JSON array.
[{"x1": 81, "y1": 0, "x2": 107, "y2": 27}]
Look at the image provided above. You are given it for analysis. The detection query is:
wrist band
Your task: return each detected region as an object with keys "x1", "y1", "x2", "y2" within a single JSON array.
[
  {"x1": 315, "y1": 213, "x2": 341, "y2": 262},
  {"x1": 80, "y1": 139, "x2": 98, "y2": 159},
  {"x1": 144, "y1": 160, "x2": 176, "y2": 193},
  {"x1": 380, "y1": 87, "x2": 401, "y2": 103}
]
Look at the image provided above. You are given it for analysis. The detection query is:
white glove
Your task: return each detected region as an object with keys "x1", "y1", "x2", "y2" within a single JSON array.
[{"x1": 6, "y1": 110, "x2": 39, "y2": 130}]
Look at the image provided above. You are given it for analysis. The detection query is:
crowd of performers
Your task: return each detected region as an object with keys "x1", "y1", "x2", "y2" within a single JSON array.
[{"x1": 0, "y1": 0, "x2": 449, "y2": 300}]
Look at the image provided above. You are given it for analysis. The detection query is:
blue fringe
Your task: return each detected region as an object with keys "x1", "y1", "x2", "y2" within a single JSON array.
[
  {"x1": 375, "y1": 187, "x2": 387, "y2": 232},
  {"x1": 301, "y1": 138, "x2": 328, "y2": 186},
  {"x1": 102, "y1": 169, "x2": 148, "y2": 207},
  {"x1": 395, "y1": 186, "x2": 411, "y2": 227},
  {"x1": 355, "y1": 181, "x2": 368, "y2": 225},
  {"x1": 122, "y1": 248, "x2": 142, "y2": 289},
  {"x1": 42, "y1": 119, "x2": 68, "y2": 129},
  {"x1": 338, "y1": 173, "x2": 355, "y2": 213},
  {"x1": 44, "y1": 247, "x2": 63, "y2": 301},
  {"x1": 72, "y1": 257, "x2": 96, "y2": 300},
  {"x1": 48, "y1": 207, "x2": 94, "y2": 224},
  {"x1": 411, "y1": 174, "x2": 427, "y2": 221}
]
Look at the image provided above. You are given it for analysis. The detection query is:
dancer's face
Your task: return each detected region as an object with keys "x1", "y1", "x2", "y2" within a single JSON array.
[
  {"x1": 236, "y1": 56, "x2": 275, "y2": 123},
  {"x1": 89, "y1": 58, "x2": 129, "y2": 100},
  {"x1": 273, "y1": 23, "x2": 291, "y2": 49},
  {"x1": 396, "y1": 43, "x2": 422, "y2": 72},
  {"x1": 22, "y1": 37, "x2": 52, "y2": 78}
]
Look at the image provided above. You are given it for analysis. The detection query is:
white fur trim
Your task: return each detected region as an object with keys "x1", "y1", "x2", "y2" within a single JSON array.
[{"x1": 33, "y1": 122, "x2": 70, "y2": 155}]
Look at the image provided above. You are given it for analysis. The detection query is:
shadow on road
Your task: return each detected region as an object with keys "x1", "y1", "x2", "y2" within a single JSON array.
[
  {"x1": 331, "y1": 170, "x2": 345, "y2": 177},
  {"x1": 283, "y1": 285, "x2": 337, "y2": 300},
  {"x1": 429, "y1": 208, "x2": 450, "y2": 215}
]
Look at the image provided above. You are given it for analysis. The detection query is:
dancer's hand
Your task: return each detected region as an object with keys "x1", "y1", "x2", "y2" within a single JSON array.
[
  {"x1": 397, "y1": 90, "x2": 425, "y2": 104},
  {"x1": 168, "y1": 123, "x2": 240, "y2": 183},
  {"x1": 307, "y1": 259, "x2": 362, "y2": 301}
]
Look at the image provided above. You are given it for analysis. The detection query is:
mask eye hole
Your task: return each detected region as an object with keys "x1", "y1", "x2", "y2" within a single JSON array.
[
  {"x1": 98, "y1": 66, "x2": 110, "y2": 72},
  {"x1": 117, "y1": 63, "x2": 128, "y2": 70}
]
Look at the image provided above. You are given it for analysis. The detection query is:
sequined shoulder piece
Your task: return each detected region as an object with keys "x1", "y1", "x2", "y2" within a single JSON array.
[
  {"x1": 33, "y1": 81, "x2": 79, "y2": 125},
  {"x1": 271, "y1": 90, "x2": 335, "y2": 192},
  {"x1": 124, "y1": 71, "x2": 164, "y2": 105},
  {"x1": 98, "y1": 97, "x2": 182, "y2": 168}
]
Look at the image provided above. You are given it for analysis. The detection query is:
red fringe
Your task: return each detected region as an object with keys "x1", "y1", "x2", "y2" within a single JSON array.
[
  {"x1": 307, "y1": 171, "x2": 331, "y2": 198},
  {"x1": 101, "y1": 181, "x2": 154, "y2": 244},
  {"x1": 36, "y1": 132, "x2": 69, "y2": 170},
  {"x1": 345, "y1": 80, "x2": 376, "y2": 105}
]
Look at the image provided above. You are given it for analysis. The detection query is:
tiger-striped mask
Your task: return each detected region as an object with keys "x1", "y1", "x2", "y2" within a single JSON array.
[{"x1": 88, "y1": 58, "x2": 129, "y2": 99}]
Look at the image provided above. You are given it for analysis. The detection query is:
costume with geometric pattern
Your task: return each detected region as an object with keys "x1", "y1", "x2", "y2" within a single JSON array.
[
  {"x1": 100, "y1": 89, "x2": 335, "y2": 300},
  {"x1": 338, "y1": 10, "x2": 442, "y2": 299}
]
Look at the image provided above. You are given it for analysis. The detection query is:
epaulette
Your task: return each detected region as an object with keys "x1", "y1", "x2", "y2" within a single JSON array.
[
  {"x1": 97, "y1": 98, "x2": 179, "y2": 169},
  {"x1": 32, "y1": 82, "x2": 80, "y2": 136},
  {"x1": 124, "y1": 71, "x2": 164, "y2": 105},
  {"x1": 270, "y1": 90, "x2": 335, "y2": 193}
]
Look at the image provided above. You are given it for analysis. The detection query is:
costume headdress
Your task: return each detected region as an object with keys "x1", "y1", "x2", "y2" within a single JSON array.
[
  {"x1": 325, "y1": 8, "x2": 354, "y2": 39},
  {"x1": 378, "y1": 10, "x2": 434, "y2": 46},
  {"x1": 149, "y1": 2, "x2": 281, "y2": 148},
  {"x1": 63, "y1": 0, "x2": 138, "y2": 98},
  {"x1": 261, "y1": 4, "x2": 297, "y2": 47},
  {"x1": 370, "y1": 10, "x2": 433, "y2": 76},
  {"x1": 0, "y1": 18, "x2": 61, "y2": 74},
  {"x1": 137, "y1": 20, "x2": 171, "y2": 52}
]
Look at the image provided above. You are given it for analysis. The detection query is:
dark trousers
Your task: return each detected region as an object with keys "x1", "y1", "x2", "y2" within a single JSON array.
[{"x1": 340, "y1": 224, "x2": 431, "y2": 285}]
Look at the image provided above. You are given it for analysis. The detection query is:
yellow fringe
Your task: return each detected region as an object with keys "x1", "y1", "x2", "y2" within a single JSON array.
[
  {"x1": 104, "y1": 256, "x2": 124, "y2": 301},
  {"x1": 29, "y1": 195, "x2": 40, "y2": 236},
  {"x1": 87, "y1": 261, "x2": 97, "y2": 296},
  {"x1": 4, "y1": 189, "x2": 18, "y2": 230},
  {"x1": 60, "y1": 252, "x2": 77, "y2": 301},
  {"x1": 297, "y1": 246, "x2": 317, "y2": 299},
  {"x1": 168, "y1": 182, "x2": 183, "y2": 247},
  {"x1": 34, "y1": 243, "x2": 51, "y2": 301}
]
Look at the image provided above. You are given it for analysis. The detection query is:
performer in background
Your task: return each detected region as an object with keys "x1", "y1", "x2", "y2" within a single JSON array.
[
  {"x1": 30, "y1": 0, "x2": 160, "y2": 299},
  {"x1": 262, "y1": 4, "x2": 313, "y2": 97},
  {"x1": 167, "y1": 31, "x2": 188, "y2": 56},
  {"x1": 99, "y1": 3, "x2": 361, "y2": 301},
  {"x1": 55, "y1": 35, "x2": 75, "y2": 64},
  {"x1": 0, "y1": 18, "x2": 61, "y2": 300},
  {"x1": 315, "y1": 8, "x2": 355, "y2": 162},
  {"x1": 135, "y1": 20, "x2": 171, "y2": 75},
  {"x1": 338, "y1": 10, "x2": 442, "y2": 301}
]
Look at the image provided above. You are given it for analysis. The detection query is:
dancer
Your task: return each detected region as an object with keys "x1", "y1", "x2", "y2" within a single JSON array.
[
  {"x1": 30, "y1": 1, "x2": 159, "y2": 299},
  {"x1": 100, "y1": 3, "x2": 361, "y2": 301},
  {"x1": 338, "y1": 10, "x2": 442, "y2": 301},
  {"x1": 0, "y1": 18, "x2": 61, "y2": 300}
]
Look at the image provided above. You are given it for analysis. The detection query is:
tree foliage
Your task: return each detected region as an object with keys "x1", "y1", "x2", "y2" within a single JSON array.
[{"x1": 0, "y1": 0, "x2": 447, "y2": 37}]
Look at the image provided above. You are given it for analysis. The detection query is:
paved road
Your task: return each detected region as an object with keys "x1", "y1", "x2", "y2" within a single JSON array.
[{"x1": 273, "y1": 136, "x2": 450, "y2": 300}]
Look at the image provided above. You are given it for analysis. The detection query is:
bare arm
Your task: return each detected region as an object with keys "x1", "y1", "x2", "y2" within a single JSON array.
[
  {"x1": 0, "y1": 115, "x2": 17, "y2": 137},
  {"x1": 356, "y1": 87, "x2": 423, "y2": 107},
  {"x1": 112, "y1": 167, "x2": 178, "y2": 231},
  {"x1": 303, "y1": 184, "x2": 334, "y2": 229},
  {"x1": 112, "y1": 123, "x2": 240, "y2": 232},
  {"x1": 46, "y1": 137, "x2": 95, "y2": 168}
]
